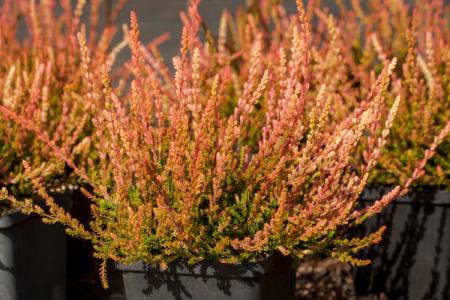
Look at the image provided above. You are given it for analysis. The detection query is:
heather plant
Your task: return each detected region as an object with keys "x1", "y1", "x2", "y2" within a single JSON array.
[
  {"x1": 310, "y1": 0, "x2": 450, "y2": 187},
  {"x1": 0, "y1": 0, "x2": 126, "y2": 212},
  {"x1": 220, "y1": 0, "x2": 450, "y2": 187},
  {"x1": 1, "y1": 0, "x2": 449, "y2": 288},
  {"x1": 334, "y1": 0, "x2": 450, "y2": 188}
]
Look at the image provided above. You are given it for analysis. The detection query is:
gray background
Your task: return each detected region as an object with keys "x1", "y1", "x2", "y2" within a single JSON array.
[
  {"x1": 108, "y1": 0, "x2": 449, "y2": 67},
  {"x1": 119, "y1": 1, "x2": 296, "y2": 56},
  {"x1": 110, "y1": 0, "x2": 307, "y2": 64}
]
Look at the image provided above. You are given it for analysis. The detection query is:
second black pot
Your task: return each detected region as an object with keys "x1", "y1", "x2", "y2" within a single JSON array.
[
  {"x1": 354, "y1": 187, "x2": 450, "y2": 300},
  {"x1": 117, "y1": 254, "x2": 295, "y2": 300}
]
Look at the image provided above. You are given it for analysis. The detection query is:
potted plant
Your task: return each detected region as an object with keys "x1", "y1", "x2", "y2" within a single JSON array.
[
  {"x1": 0, "y1": 1, "x2": 448, "y2": 300},
  {"x1": 223, "y1": 1, "x2": 450, "y2": 297},
  {"x1": 309, "y1": 1, "x2": 450, "y2": 298},
  {"x1": 0, "y1": 0, "x2": 123, "y2": 298}
]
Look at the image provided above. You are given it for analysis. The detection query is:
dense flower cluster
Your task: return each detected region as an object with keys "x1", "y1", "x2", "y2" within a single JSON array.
[
  {"x1": 342, "y1": 0, "x2": 450, "y2": 187},
  {"x1": 243, "y1": 0, "x2": 450, "y2": 187},
  {"x1": 302, "y1": 0, "x2": 450, "y2": 188},
  {"x1": 0, "y1": 0, "x2": 125, "y2": 208},
  {"x1": 184, "y1": 0, "x2": 450, "y2": 187},
  {"x1": 304, "y1": 0, "x2": 449, "y2": 187},
  {"x1": 1, "y1": 0, "x2": 448, "y2": 287}
]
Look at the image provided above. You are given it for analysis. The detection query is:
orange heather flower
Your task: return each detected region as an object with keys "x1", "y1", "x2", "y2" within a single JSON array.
[
  {"x1": 0, "y1": 0, "x2": 126, "y2": 207},
  {"x1": 321, "y1": 0, "x2": 450, "y2": 187}
]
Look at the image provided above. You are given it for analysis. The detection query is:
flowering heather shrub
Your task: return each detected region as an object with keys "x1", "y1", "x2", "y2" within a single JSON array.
[
  {"x1": 0, "y1": 0, "x2": 126, "y2": 209},
  {"x1": 221, "y1": 0, "x2": 450, "y2": 188},
  {"x1": 335, "y1": 0, "x2": 450, "y2": 188},
  {"x1": 312, "y1": 0, "x2": 450, "y2": 187},
  {"x1": 0, "y1": 0, "x2": 448, "y2": 287}
]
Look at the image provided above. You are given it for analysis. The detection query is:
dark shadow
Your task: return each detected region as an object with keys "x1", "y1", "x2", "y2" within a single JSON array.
[
  {"x1": 141, "y1": 260, "x2": 264, "y2": 300},
  {"x1": 117, "y1": 254, "x2": 295, "y2": 300},
  {"x1": 422, "y1": 207, "x2": 446, "y2": 300},
  {"x1": 66, "y1": 189, "x2": 126, "y2": 300},
  {"x1": 142, "y1": 262, "x2": 193, "y2": 299},
  {"x1": 354, "y1": 188, "x2": 450, "y2": 300},
  {"x1": 0, "y1": 212, "x2": 66, "y2": 300},
  {"x1": 442, "y1": 245, "x2": 450, "y2": 300}
]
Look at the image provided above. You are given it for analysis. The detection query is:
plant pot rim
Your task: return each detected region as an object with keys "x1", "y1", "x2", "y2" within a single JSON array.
[
  {"x1": 360, "y1": 186, "x2": 450, "y2": 206},
  {"x1": 0, "y1": 209, "x2": 30, "y2": 229},
  {"x1": 0, "y1": 190, "x2": 75, "y2": 229},
  {"x1": 116, "y1": 253, "x2": 290, "y2": 279}
]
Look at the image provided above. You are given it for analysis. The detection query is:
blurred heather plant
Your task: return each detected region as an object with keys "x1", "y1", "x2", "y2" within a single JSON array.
[
  {"x1": 264, "y1": 0, "x2": 450, "y2": 188},
  {"x1": 0, "y1": 0, "x2": 127, "y2": 210},
  {"x1": 0, "y1": 0, "x2": 448, "y2": 288},
  {"x1": 331, "y1": 0, "x2": 450, "y2": 188},
  {"x1": 221, "y1": 0, "x2": 450, "y2": 187}
]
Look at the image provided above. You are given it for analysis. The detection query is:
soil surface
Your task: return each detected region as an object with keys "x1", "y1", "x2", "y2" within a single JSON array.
[{"x1": 296, "y1": 258, "x2": 387, "y2": 300}]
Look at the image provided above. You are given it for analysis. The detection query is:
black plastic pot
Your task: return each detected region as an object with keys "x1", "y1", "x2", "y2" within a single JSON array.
[
  {"x1": 354, "y1": 188, "x2": 450, "y2": 300},
  {"x1": 117, "y1": 254, "x2": 295, "y2": 300},
  {"x1": 0, "y1": 193, "x2": 71, "y2": 300}
]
